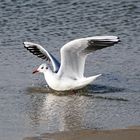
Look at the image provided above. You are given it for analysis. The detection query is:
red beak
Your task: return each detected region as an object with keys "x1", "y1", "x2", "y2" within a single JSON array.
[{"x1": 32, "y1": 69, "x2": 39, "y2": 74}]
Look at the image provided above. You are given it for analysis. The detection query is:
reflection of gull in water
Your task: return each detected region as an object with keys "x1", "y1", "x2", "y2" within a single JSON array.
[
  {"x1": 24, "y1": 36, "x2": 120, "y2": 91},
  {"x1": 42, "y1": 94, "x2": 83, "y2": 131},
  {"x1": 26, "y1": 93, "x2": 84, "y2": 131},
  {"x1": 25, "y1": 87, "x2": 127, "y2": 131}
]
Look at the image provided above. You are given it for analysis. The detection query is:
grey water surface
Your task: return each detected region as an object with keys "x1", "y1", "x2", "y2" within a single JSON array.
[{"x1": 0, "y1": 0, "x2": 140, "y2": 140}]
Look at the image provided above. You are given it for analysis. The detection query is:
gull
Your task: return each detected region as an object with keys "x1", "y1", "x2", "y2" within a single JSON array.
[{"x1": 23, "y1": 36, "x2": 120, "y2": 91}]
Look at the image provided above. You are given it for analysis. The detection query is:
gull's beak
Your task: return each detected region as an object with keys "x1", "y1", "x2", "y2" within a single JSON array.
[{"x1": 32, "y1": 69, "x2": 39, "y2": 74}]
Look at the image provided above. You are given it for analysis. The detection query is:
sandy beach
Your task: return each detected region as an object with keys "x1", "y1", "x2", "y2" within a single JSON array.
[{"x1": 24, "y1": 126, "x2": 140, "y2": 140}]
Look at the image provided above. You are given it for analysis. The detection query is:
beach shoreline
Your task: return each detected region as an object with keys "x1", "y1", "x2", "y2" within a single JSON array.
[{"x1": 24, "y1": 126, "x2": 140, "y2": 140}]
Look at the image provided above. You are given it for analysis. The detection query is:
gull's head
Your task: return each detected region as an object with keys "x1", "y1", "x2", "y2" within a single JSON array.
[{"x1": 32, "y1": 63, "x2": 49, "y2": 74}]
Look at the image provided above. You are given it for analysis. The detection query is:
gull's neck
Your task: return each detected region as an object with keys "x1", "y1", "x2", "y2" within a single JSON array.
[
  {"x1": 43, "y1": 69, "x2": 53, "y2": 76},
  {"x1": 43, "y1": 69, "x2": 56, "y2": 83}
]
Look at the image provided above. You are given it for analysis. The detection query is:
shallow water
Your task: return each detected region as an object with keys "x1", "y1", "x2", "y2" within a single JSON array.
[{"x1": 0, "y1": 0, "x2": 140, "y2": 140}]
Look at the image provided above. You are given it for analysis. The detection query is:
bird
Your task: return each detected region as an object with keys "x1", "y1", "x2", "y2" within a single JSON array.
[{"x1": 23, "y1": 36, "x2": 120, "y2": 91}]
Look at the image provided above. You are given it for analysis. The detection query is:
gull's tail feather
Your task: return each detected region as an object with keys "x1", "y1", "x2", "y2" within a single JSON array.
[
  {"x1": 75, "y1": 74, "x2": 102, "y2": 90},
  {"x1": 84, "y1": 74, "x2": 102, "y2": 85}
]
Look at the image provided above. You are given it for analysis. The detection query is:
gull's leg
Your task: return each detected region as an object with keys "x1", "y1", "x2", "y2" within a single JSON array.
[{"x1": 69, "y1": 90, "x2": 78, "y2": 94}]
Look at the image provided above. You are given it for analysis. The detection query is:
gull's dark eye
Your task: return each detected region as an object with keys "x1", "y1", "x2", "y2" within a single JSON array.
[
  {"x1": 46, "y1": 67, "x2": 48, "y2": 69},
  {"x1": 41, "y1": 67, "x2": 44, "y2": 69}
]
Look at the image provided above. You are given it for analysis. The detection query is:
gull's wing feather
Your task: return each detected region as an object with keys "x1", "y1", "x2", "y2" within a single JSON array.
[
  {"x1": 58, "y1": 36, "x2": 120, "y2": 79},
  {"x1": 23, "y1": 42, "x2": 60, "y2": 72}
]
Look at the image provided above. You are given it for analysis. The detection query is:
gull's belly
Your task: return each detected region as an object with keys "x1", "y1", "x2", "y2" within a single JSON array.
[
  {"x1": 44, "y1": 73, "x2": 101, "y2": 91},
  {"x1": 46, "y1": 77, "x2": 77, "y2": 91}
]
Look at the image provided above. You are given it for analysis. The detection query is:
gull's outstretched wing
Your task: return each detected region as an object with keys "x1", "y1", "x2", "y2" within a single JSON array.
[
  {"x1": 58, "y1": 36, "x2": 120, "y2": 79},
  {"x1": 23, "y1": 42, "x2": 60, "y2": 72}
]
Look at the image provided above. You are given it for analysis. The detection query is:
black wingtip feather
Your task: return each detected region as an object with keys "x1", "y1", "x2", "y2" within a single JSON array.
[{"x1": 23, "y1": 43, "x2": 51, "y2": 61}]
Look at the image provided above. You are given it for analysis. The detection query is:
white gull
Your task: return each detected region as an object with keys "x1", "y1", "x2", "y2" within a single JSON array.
[{"x1": 23, "y1": 36, "x2": 120, "y2": 91}]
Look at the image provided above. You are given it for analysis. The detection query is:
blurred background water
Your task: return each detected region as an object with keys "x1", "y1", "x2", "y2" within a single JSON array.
[{"x1": 0, "y1": 0, "x2": 140, "y2": 140}]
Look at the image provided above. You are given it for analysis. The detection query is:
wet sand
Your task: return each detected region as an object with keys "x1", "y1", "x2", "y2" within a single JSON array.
[{"x1": 24, "y1": 126, "x2": 140, "y2": 140}]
